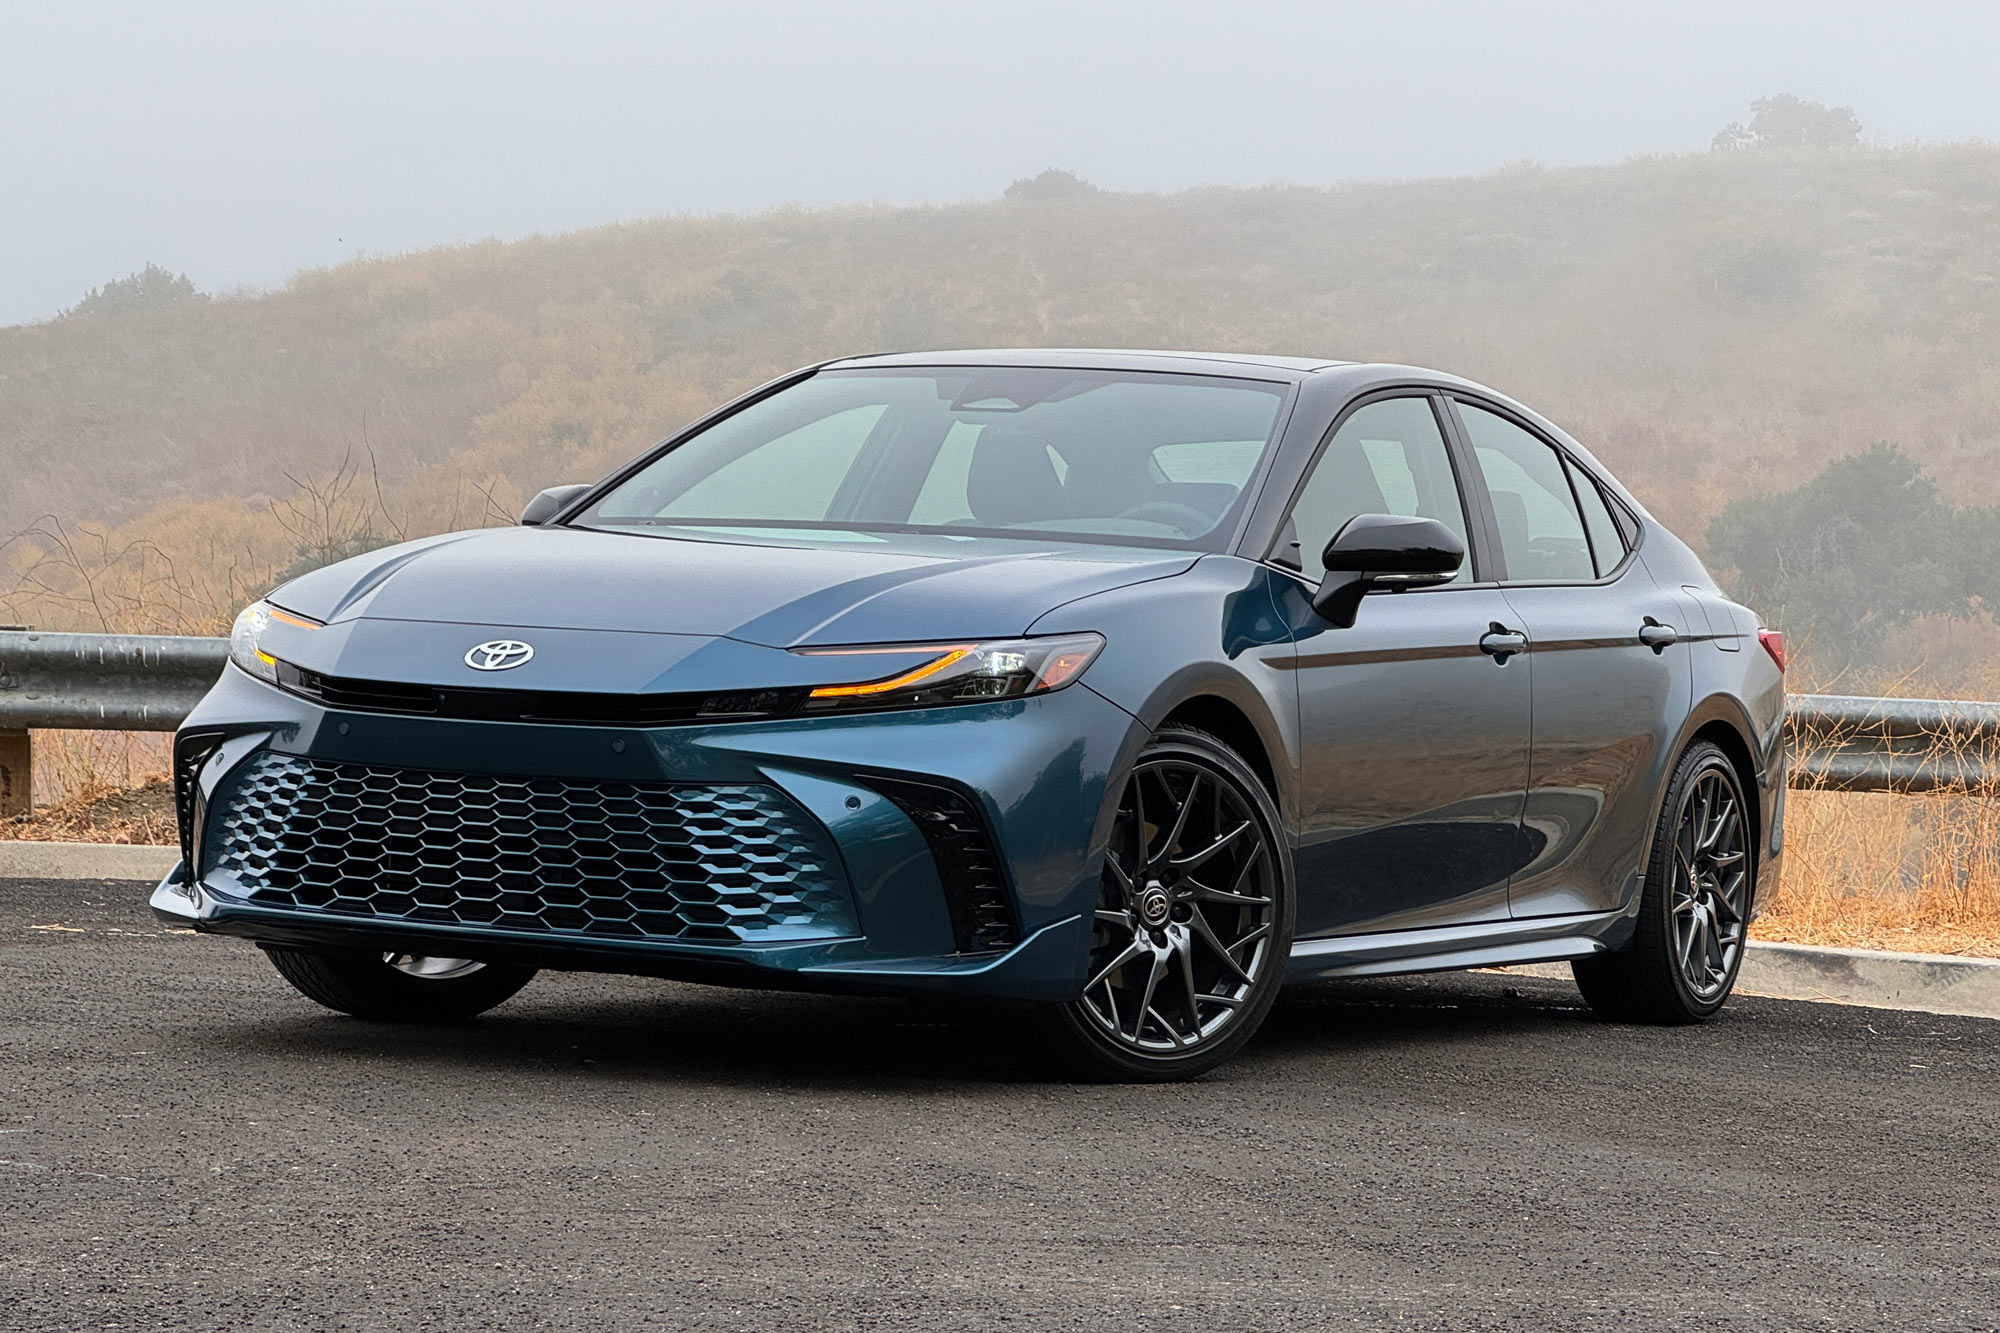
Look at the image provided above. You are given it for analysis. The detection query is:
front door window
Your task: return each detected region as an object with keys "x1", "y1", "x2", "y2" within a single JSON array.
[{"x1": 1276, "y1": 396, "x2": 1472, "y2": 583}]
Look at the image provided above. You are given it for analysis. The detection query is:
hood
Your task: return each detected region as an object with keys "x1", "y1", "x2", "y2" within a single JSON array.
[{"x1": 269, "y1": 525, "x2": 1197, "y2": 648}]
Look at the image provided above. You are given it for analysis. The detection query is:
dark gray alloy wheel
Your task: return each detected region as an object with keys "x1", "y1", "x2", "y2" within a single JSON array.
[
  {"x1": 1049, "y1": 726, "x2": 1294, "y2": 1081},
  {"x1": 1573, "y1": 739, "x2": 1752, "y2": 1023},
  {"x1": 263, "y1": 945, "x2": 537, "y2": 1021}
]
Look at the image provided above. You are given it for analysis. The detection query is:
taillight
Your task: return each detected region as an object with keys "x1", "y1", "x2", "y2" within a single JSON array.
[{"x1": 1758, "y1": 629, "x2": 1786, "y2": 672}]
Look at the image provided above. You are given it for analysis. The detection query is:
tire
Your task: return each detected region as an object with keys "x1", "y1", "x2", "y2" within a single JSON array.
[
  {"x1": 1573, "y1": 739, "x2": 1753, "y2": 1024},
  {"x1": 1044, "y1": 725, "x2": 1295, "y2": 1081},
  {"x1": 263, "y1": 946, "x2": 536, "y2": 1021}
]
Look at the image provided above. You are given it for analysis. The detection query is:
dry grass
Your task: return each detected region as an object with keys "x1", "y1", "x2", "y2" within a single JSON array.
[
  {"x1": 1760, "y1": 788, "x2": 2000, "y2": 957},
  {"x1": 0, "y1": 731, "x2": 173, "y2": 843},
  {"x1": 1756, "y1": 699, "x2": 2000, "y2": 958}
]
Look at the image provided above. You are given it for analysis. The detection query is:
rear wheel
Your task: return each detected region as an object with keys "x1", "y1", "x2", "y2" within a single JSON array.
[
  {"x1": 1573, "y1": 740, "x2": 1752, "y2": 1023},
  {"x1": 1046, "y1": 727, "x2": 1293, "y2": 1081},
  {"x1": 263, "y1": 946, "x2": 536, "y2": 1021}
]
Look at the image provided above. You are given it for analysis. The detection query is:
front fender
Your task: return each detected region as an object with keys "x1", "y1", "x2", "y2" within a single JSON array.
[{"x1": 1032, "y1": 554, "x2": 1300, "y2": 828}]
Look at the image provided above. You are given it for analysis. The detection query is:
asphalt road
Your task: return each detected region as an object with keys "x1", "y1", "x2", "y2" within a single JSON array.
[{"x1": 3, "y1": 876, "x2": 1997, "y2": 1332}]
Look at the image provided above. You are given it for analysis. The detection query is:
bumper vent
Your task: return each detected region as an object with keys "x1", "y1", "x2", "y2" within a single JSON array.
[
  {"x1": 173, "y1": 729, "x2": 229, "y2": 870},
  {"x1": 866, "y1": 776, "x2": 1019, "y2": 954},
  {"x1": 205, "y1": 754, "x2": 857, "y2": 945}
]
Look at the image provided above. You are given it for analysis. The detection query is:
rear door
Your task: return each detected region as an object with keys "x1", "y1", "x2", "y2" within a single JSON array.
[
  {"x1": 1447, "y1": 398, "x2": 1693, "y2": 920},
  {"x1": 1272, "y1": 394, "x2": 1534, "y2": 937}
]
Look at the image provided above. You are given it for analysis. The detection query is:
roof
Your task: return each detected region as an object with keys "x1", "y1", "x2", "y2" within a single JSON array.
[{"x1": 823, "y1": 348, "x2": 1352, "y2": 379}]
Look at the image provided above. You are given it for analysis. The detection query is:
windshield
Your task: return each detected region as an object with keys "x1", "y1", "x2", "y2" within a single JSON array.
[{"x1": 573, "y1": 367, "x2": 1291, "y2": 549}]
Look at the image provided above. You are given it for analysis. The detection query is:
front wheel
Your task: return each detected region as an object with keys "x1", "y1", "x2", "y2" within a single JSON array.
[
  {"x1": 1046, "y1": 726, "x2": 1294, "y2": 1081},
  {"x1": 1573, "y1": 739, "x2": 1753, "y2": 1023},
  {"x1": 263, "y1": 946, "x2": 537, "y2": 1021}
]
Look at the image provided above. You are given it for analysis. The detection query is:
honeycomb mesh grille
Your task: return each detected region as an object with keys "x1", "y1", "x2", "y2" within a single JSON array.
[{"x1": 205, "y1": 753, "x2": 857, "y2": 944}]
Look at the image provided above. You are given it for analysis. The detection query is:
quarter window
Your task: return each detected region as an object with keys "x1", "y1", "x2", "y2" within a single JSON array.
[
  {"x1": 1279, "y1": 397, "x2": 1472, "y2": 583},
  {"x1": 1457, "y1": 403, "x2": 1595, "y2": 583},
  {"x1": 1566, "y1": 457, "x2": 1629, "y2": 577}
]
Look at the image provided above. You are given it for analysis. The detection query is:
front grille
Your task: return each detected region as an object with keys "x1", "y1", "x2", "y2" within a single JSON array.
[
  {"x1": 272, "y1": 662, "x2": 807, "y2": 727},
  {"x1": 204, "y1": 754, "x2": 857, "y2": 944},
  {"x1": 866, "y1": 776, "x2": 1019, "y2": 953}
]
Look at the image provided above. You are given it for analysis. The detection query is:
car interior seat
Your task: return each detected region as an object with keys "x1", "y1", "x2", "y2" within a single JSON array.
[
  {"x1": 1273, "y1": 439, "x2": 1393, "y2": 570},
  {"x1": 1489, "y1": 489, "x2": 1532, "y2": 573},
  {"x1": 966, "y1": 423, "x2": 1067, "y2": 527}
]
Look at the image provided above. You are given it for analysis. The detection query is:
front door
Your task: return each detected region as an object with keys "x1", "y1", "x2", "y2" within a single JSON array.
[{"x1": 1272, "y1": 395, "x2": 1534, "y2": 938}]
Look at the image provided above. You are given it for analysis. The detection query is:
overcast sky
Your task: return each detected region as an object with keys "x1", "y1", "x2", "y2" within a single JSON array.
[{"x1": 6, "y1": 0, "x2": 2000, "y2": 328}]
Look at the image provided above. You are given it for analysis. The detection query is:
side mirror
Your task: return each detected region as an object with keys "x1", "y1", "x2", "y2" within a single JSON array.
[
  {"x1": 520, "y1": 483, "x2": 592, "y2": 526},
  {"x1": 1311, "y1": 513, "x2": 1465, "y2": 628}
]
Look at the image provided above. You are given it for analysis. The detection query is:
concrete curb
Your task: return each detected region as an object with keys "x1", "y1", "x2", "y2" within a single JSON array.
[
  {"x1": 0, "y1": 840, "x2": 178, "y2": 881},
  {"x1": 1736, "y1": 940, "x2": 2000, "y2": 1019},
  {"x1": 1501, "y1": 940, "x2": 2000, "y2": 1021}
]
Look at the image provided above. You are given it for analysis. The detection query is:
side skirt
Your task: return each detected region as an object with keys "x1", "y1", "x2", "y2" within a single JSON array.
[{"x1": 1285, "y1": 908, "x2": 1635, "y2": 982}]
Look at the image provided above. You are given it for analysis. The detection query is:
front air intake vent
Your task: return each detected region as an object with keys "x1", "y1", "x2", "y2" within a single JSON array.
[
  {"x1": 865, "y1": 776, "x2": 1019, "y2": 954},
  {"x1": 172, "y1": 729, "x2": 228, "y2": 870}
]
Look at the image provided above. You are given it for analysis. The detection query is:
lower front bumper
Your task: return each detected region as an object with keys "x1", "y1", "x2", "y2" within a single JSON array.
[
  {"x1": 151, "y1": 862, "x2": 1088, "y2": 1001},
  {"x1": 163, "y1": 667, "x2": 1149, "y2": 1003}
]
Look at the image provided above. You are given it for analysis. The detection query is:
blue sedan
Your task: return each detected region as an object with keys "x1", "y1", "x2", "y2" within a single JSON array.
[{"x1": 156, "y1": 350, "x2": 1787, "y2": 1079}]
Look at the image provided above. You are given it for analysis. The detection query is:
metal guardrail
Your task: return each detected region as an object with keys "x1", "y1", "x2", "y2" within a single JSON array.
[
  {"x1": 1785, "y1": 693, "x2": 2000, "y2": 794},
  {"x1": 0, "y1": 630, "x2": 229, "y2": 730},
  {"x1": 0, "y1": 630, "x2": 232, "y2": 815},
  {"x1": 3, "y1": 630, "x2": 2000, "y2": 804}
]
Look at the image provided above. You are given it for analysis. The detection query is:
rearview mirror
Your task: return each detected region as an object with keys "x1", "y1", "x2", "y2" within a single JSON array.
[
  {"x1": 520, "y1": 483, "x2": 592, "y2": 526},
  {"x1": 1311, "y1": 513, "x2": 1465, "y2": 627}
]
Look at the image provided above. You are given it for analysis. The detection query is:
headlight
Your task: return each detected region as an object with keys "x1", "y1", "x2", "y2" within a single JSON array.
[
  {"x1": 794, "y1": 633, "x2": 1104, "y2": 713},
  {"x1": 229, "y1": 600, "x2": 320, "y2": 683}
]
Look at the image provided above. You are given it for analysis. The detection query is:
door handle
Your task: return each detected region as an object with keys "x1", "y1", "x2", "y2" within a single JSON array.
[
  {"x1": 1478, "y1": 625, "x2": 1528, "y2": 663},
  {"x1": 1639, "y1": 618, "x2": 1679, "y2": 653}
]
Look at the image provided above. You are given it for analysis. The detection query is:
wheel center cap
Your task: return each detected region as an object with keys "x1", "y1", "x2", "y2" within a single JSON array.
[{"x1": 1138, "y1": 883, "x2": 1172, "y2": 928}]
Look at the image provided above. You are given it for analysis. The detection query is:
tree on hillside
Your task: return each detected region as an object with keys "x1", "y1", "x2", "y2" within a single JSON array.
[
  {"x1": 1004, "y1": 169, "x2": 1101, "y2": 202},
  {"x1": 64, "y1": 263, "x2": 206, "y2": 318},
  {"x1": 1707, "y1": 444, "x2": 1996, "y2": 666},
  {"x1": 1712, "y1": 94, "x2": 1862, "y2": 150}
]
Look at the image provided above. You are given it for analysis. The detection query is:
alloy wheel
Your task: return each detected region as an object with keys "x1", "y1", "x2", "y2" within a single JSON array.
[
  {"x1": 1079, "y1": 757, "x2": 1278, "y2": 1054},
  {"x1": 1670, "y1": 768, "x2": 1749, "y2": 1002},
  {"x1": 383, "y1": 953, "x2": 486, "y2": 980}
]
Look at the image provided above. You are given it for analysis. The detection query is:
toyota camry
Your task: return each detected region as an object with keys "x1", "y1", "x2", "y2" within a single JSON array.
[{"x1": 154, "y1": 350, "x2": 1786, "y2": 1079}]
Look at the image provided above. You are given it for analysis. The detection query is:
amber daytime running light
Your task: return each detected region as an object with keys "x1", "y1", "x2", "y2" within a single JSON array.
[
  {"x1": 228, "y1": 600, "x2": 322, "y2": 684},
  {"x1": 795, "y1": 633, "x2": 1105, "y2": 712}
]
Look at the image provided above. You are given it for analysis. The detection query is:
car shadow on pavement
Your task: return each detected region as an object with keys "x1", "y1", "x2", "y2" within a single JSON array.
[{"x1": 188, "y1": 968, "x2": 1609, "y2": 1088}]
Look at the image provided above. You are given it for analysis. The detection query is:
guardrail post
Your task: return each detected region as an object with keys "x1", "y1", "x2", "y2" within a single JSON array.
[{"x1": 0, "y1": 727, "x2": 28, "y2": 818}]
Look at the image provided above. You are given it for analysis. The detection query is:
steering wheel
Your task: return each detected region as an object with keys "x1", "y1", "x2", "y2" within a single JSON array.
[{"x1": 1113, "y1": 500, "x2": 1214, "y2": 536}]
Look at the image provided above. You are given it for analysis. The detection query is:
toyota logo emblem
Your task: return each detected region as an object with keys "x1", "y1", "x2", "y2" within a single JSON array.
[{"x1": 464, "y1": 639, "x2": 535, "y2": 671}]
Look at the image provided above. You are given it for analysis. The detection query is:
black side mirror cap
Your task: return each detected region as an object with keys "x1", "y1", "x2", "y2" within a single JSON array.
[
  {"x1": 1311, "y1": 513, "x2": 1465, "y2": 627},
  {"x1": 520, "y1": 484, "x2": 593, "y2": 526}
]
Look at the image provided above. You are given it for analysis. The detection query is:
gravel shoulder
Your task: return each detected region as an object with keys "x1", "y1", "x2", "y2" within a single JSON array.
[{"x1": 2, "y1": 876, "x2": 1997, "y2": 1332}]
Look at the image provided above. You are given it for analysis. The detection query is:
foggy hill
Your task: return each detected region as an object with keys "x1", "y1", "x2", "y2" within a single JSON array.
[{"x1": 4, "y1": 143, "x2": 1999, "y2": 632}]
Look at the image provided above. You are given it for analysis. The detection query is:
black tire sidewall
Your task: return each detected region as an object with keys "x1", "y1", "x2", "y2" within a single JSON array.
[
  {"x1": 264, "y1": 945, "x2": 536, "y2": 1021},
  {"x1": 1641, "y1": 741, "x2": 1751, "y2": 1019}
]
